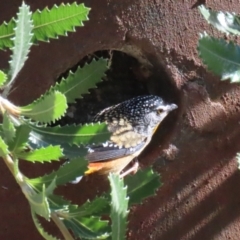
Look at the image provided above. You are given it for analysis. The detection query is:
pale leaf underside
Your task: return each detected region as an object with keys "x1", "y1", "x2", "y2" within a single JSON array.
[
  {"x1": 109, "y1": 173, "x2": 128, "y2": 240},
  {"x1": 4, "y1": 2, "x2": 33, "y2": 97},
  {"x1": 236, "y1": 153, "x2": 240, "y2": 169},
  {"x1": 199, "y1": 5, "x2": 240, "y2": 36},
  {"x1": 198, "y1": 33, "x2": 240, "y2": 83}
]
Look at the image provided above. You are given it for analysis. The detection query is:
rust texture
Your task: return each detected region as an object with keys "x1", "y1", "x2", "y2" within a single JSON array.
[{"x1": 1, "y1": 0, "x2": 240, "y2": 239}]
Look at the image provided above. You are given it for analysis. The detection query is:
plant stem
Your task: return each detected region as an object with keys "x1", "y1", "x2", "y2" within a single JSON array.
[
  {"x1": 3, "y1": 154, "x2": 35, "y2": 197},
  {"x1": 51, "y1": 212, "x2": 74, "y2": 240},
  {"x1": 3, "y1": 154, "x2": 15, "y2": 175},
  {"x1": 0, "y1": 95, "x2": 21, "y2": 116},
  {"x1": 3, "y1": 155, "x2": 73, "y2": 240}
]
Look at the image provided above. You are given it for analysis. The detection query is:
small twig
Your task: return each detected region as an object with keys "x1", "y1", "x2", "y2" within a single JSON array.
[{"x1": 51, "y1": 212, "x2": 74, "y2": 240}]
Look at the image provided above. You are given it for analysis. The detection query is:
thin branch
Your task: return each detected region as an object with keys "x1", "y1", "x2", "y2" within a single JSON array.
[{"x1": 51, "y1": 212, "x2": 74, "y2": 240}]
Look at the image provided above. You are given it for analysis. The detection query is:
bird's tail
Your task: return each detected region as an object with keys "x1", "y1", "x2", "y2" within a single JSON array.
[{"x1": 70, "y1": 163, "x2": 103, "y2": 184}]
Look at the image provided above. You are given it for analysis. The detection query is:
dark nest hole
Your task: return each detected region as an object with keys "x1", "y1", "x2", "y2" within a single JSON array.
[{"x1": 57, "y1": 50, "x2": 180, "y2": 127}]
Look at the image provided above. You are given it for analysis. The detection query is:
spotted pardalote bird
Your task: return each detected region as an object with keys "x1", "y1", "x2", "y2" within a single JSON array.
[{"x1": 84, "y1": 95, "x2": 178, "y2": 178}]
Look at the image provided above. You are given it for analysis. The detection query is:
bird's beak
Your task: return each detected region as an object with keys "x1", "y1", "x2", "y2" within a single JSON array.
[{"x1": 167, "y1": 103, "x2": 178, "y2": 112}]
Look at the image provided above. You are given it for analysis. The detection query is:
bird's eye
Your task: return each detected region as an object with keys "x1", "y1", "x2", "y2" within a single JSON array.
[{"x1": 157, "y1": 109, "x2": 163, "y2": 114}]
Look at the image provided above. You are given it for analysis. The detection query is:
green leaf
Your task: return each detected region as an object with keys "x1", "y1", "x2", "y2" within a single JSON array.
[
  {"x1": 48, "y1": 194, "x2": 71, "y2": 211},
  {"x1": 3, "y1": 2, "x2": 33, "y2": 97},
  {"x1": 109, "y1": 173, "x2": 129, "y2": 240},
  {"x1": 31, "y1": 211, "x2": 58, "y2": 240},
  {"x1": 32, "y1": 3, "x2": 90, "y2": 42},
  {"x1": 0, "y1": 70, "x2": 7, "y2": 87},
  {"x1": 29, "y1": 191, "x2": 50, "y2": 220},
  {"x1": 16, "y1": 145, "x2": 63, "y2": 162},
  {"x1": 29, "y1": 122, "x2": 110, "y2": 146},
  {"x1": 98, "y1": 169, "x2": 162, "y2": 216},
  {"x1": 9, "y1": 125, "x2": 31, "y2": 152},
  {"x1": 2, "y1": 112, "x2": 16, "y2": 143},
  {"x1": 61, "y1": 143, "x2": 88, "y2": 159},
  {"x1": 0, "y1": 135, "x2": 9, "y2": 157},
  {"x1": 28, "y1": 133, "x2": 88, "y2": 159},
  {"x1": 59, "y1": 197, "x2": 110, "y2": 239},
  {"x1": 199, "y1": 5, "x2": 240, "y2": 36},
  {"x1": 125, "y1": 167, "x2": 161, "y2": 205},
  {"x1": 20, "y1": 91, "x2": 67, "y2": 124},
  {"x1": 54, "y1": 58, "x2": 108, "y2": 103},
  {"x1": 67, "y1": 197, "x2": 109, "y2": 218},
  {"x1": 64, "y1": 216, "x2": 109, "y2": 239},
  {"x1": 0, "y1": 3, "x2": 90, "y2": 50},
  {"x1": 27, "y1": 123, "x2": 88, "y2": 158},
  {"x1": 28, "y1": 157, "x2": 87, "y2": 188},
  {"x1": 28, "y1": 180, "x2": 56, "y2": 220},
  {"x1": 198, "y1": 33, "x2": 240, "y2": 82},
  {"x1": 0, "y1": 19, "x2": 15, "y2": 49}
]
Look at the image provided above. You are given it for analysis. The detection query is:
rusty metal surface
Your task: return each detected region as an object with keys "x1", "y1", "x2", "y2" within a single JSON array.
[{"x1": 1, "y1": 0, "x2": 240, "y2": 239}]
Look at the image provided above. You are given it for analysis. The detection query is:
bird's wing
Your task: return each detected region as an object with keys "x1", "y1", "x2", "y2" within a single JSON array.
[{"x1": 86, "y1": 139, "x2": 146, "y2": 162}]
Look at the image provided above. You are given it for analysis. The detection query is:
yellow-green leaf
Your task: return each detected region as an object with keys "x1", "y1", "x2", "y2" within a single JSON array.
[
  {"x1": 2, "y1": 112, "x2": 16, "y2": 143},
  {"x1": 0, "y1": 70, "x2": 7, "y2": 87},
  {"x1": 0, "y1": 135, "x2": 9, "y2": 157},
  {"x1": 21, "y1": 91, "x2": 67, "y2": 124},
  {"x1": 16, "y1": 145, "x2": 63, "y2": 162},
  {"x1": 54, "y1": 58, "x2": 108, "y2": 103}
]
